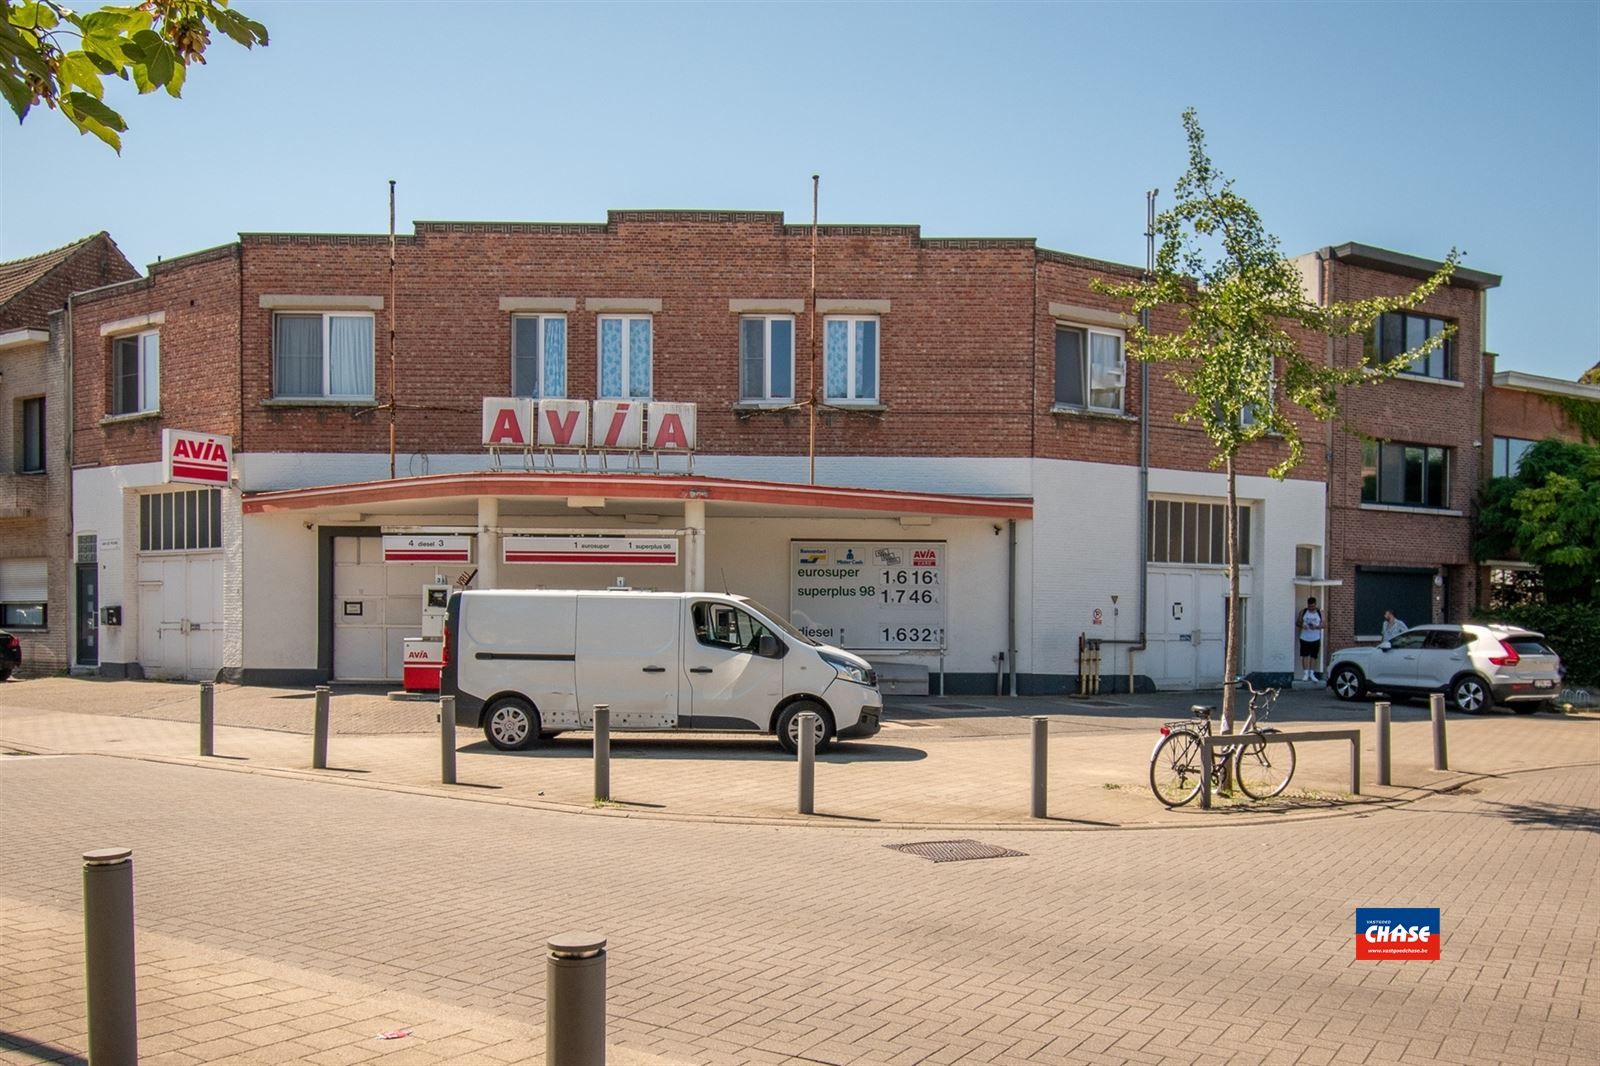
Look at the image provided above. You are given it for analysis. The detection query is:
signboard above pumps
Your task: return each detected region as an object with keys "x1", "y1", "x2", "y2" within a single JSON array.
[
  {"x1": 162, "y1": 428, "x2": 232, "y2": 487},
  {"x1": 481, "y1": 398, "x2": 696, "y2": 460},
  {"x1": 503, "y1": 535, "x2": 679, "y2": 566}
]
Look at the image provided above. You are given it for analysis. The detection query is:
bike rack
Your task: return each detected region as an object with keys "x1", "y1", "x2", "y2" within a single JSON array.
[{"x1": 1198, "y1": 728, "x2": 1362, "y2": 809}]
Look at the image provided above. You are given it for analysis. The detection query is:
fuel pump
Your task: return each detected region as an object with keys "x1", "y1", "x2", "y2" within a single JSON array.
[{"x1": 402, "y1": 578, "x2": 452, "y2": 692}]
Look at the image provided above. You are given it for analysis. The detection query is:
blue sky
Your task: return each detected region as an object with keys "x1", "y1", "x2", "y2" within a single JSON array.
[{"x1": 3, "y1": 0, "x2": 1596, "y2": 379}]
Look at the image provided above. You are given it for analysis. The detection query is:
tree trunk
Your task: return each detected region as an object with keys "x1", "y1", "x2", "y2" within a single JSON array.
[{"x1": 1221, "y1": 453, "x2": 1241, "y2": 735}]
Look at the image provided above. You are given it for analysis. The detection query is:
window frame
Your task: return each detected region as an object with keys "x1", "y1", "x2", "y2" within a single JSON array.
[
  {"x1": 110, "y1": 329, "x2": 160, "y2": 416},
  {"x1": 271, "y1": 310, "x2": 377, "y2": 401},
  {"x1": 823, "y1": 314, "x2": 880, "y2": 404},
  {"x1": 739, "y1": 314, "x2": 796, "y2": 402},
  {"x1": 19, "y1": 396, "x2": 45, "y2": 473},
  {"x1": 1367, "y1": 310, "x2": 1454, "y2": 381},
  {"x1": 1145, "y1": 499, "x2": 1253, "y2": 567},
  {"x1": 1492, "y1": 436, "x2": 1536, "y2": 478},
  {"x1": 1054, "y1": 323, "x2": 1126, "y2": 413},
  {"x1": 1, "y1": 602, "x2": 46, "y2": 629},
  {"x1": 510, "y1": 313, "x2": 568, "y2": 399},
  {"x1": 596, "y1": 314, "x2": 653, "y2": 400},
  {"x1": 1361, "y1": 439, "x2": 1451, "y2": 508}
]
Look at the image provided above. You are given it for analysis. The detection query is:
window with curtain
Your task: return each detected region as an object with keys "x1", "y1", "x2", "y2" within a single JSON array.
[
  {"x1": 512, "y1": 314, "x2": 568, "y2": 398},
  {"x1": 739, "y1": 315, "x2": 794, "y2": 401},
  {"x1": 1054, "y1": 324, "x2": 1124, "y2": 412},
  {"x1": 823, "y1": 316, "x2": 878, "y2": 402},
  {"x1": 598, "y1": 316, "x2": 651, "y2": 399},
  {"x1": 111, "y1": 331, "x2": 159, "y2": 415},
  {"x1": 273, "y1": 312, "x2": 374, "y2": 399}
]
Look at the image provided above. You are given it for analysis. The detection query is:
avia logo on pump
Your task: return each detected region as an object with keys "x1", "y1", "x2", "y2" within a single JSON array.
[{"x1": 1355, "y1": 908, "x2": 1440, "y2": 960}]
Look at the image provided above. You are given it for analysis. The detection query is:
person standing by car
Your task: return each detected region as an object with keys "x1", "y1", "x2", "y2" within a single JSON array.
[
  {"x1": 1381, "y1": 610, "x2": 1408, "y2": 643},
  {"x1": 1297, "y1": 596, "x2": 1324, "y2": 682}
]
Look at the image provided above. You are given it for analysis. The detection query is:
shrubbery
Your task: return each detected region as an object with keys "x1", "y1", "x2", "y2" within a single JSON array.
[{"x1": 1476, "y1": 602, "x2": 1600, "y2": 686}]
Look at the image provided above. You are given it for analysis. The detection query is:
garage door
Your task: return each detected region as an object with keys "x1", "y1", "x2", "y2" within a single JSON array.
[
  {"x1": 1354, "y1": 567, "x2": 1434, "y2": 640},
  {"x1": 332, "y1": 536, "x2": 441, "y2": 682}
]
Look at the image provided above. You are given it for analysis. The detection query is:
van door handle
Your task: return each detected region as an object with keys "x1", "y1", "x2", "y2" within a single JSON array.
[
  {"x1": 642, "y1": 666, "x2": 666, "y2": 673},
  {"x1": 689, "y1": 667, "x2": 713, "y2": 674}
]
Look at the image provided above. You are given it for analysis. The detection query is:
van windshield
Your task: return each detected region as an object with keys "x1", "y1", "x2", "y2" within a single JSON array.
[{"x1": 736, "y1": 599, "x2": 818, "y2": 647}]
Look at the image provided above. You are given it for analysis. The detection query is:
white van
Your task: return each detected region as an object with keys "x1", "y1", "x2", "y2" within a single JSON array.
[{"x1": 443, "y1": 589, "x2": 883, "y2": 754}]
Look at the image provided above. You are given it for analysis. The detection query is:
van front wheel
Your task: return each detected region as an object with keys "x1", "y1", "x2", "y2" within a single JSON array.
[
  {"x1": 777, "y1": 701, "x2": 834, "y2": 756},
  {"x1": 484, "y1": 698, "x2": 541, "y2": 751}
]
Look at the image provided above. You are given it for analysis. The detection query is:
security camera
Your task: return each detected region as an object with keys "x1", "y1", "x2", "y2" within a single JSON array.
[{"x1": 992, "y1": 524, "x2": 1002, "y2": 535}]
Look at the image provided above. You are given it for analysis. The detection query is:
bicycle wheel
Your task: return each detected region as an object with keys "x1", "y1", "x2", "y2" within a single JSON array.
[
  {"x1": 1233, "y1": 729, "x2": 1296, "y2": 800},
  {"x1": 1149, "y1": 730, "x2": 1206, "y2": 807}
]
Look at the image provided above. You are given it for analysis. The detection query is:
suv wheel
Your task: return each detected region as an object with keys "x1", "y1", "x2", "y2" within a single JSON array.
[
  {"x1": 1450, "y1": 675, "x2": 1490, "y2": 714},
  {"x1": 1329, "y1": 665, "x2": 1364, "y2": 701}
]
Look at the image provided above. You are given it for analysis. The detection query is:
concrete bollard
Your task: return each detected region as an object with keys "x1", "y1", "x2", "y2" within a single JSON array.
[
  {"x1": 1030, "y1": 715, "x2": 1049, "y2": 818},
  {"x1": 1374, "y1": 701, "x2": 1391, "y2": 786},
  {"x1": 593, "y1": 704, "x2": 611, "y2": 802},
  {"x1": 440, "y1": 695, "x2": 457, "y2": 785},
  {"x1": 546, "y1": 933, "x2": 607, "y2": 1066},
  {"x1": 312, "y1": 685, "x2": 330, "y2": 769},
  {"x1": 83, "y1": 848, "x2": 137, "y2": 1065},
  {"x1": 1430, "y1": 692, "x2": 1448, "y2": 771},
  {"x1": 797, "y1": 711, "x2": 817, "y2": 815},
  {"x1": 199, "y1": 681, "x2": 215, "y2": 758}
]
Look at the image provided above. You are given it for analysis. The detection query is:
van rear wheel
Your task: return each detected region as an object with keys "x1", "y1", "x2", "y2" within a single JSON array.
[
  {"x1": 484, "y1": 698, "x2": 540, "y2": 751},
  {"x1": 777, "y1": 701, "x2": 834, "y2": 756}
]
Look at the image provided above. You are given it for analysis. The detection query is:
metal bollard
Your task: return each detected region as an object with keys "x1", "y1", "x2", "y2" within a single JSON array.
[
  {"x1": 1374, "y1": 701, "x2": 1391, "y2": 786},
  {"x1": 440, "y1": 695, "x2": 457, "y2": 785},
  {"x1": 312, "y1": 685, "x2": 330, "y2": 769},
  {"x1": 797, "y1": 711, "x2": 817, "y2": 815},
  {"x1": 199, "y1": 681, "x2": 215, "y2": 757},
  {"x1": 1430, "y1": 693, "x2": 1448, "y2": 770},
  {"x1": 1030, "y1": 715, "x2": 1048, "y2": 818},
  {"x1": 593, "y1": 704, "x2": 610, "y2": 802},
  {"x1": 83, "y1": 848, "x2": 137, "y2": 1065},
  {"x1": 546, "y1": 933, "x2": 607, "y2": 1066}
]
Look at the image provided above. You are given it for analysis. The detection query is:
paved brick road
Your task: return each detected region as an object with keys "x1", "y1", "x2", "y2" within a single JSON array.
[{"x1": 2, "y1": 744, "x2": 1596, "y2": 1064}]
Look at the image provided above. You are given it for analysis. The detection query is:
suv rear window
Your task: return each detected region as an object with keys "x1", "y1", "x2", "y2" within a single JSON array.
[{"x1": 1506, "y1": 638, "x2": 1553, "y2": 655}]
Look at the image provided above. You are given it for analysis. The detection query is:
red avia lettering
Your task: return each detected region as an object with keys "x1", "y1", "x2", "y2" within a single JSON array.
[
  {"x1": 487, "y1": 408, "x2": 526, "y2": 446},
  {"x1": 651, "y1": 413, "x2": 689, "y2": 450},
  {"x1": 544, "y1": 407, "x2": 581, "y2": 445},
  {"x1": 173, "y1": 438, "x2": 227, "y2": 463},
  {"x1": 603, "y1": 404, "x2": 632, "y2": 447},
  {"x1": 913, "y1": 550, "x2": 938, "y2": 566}
]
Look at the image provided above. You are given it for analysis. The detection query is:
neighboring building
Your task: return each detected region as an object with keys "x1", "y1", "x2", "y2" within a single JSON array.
[
  {"x1": 1482, "y1": 354, "x2": 1600, "y2": 478},
  {"x1": 67, "y1": 211, "x2": 1330, "y2": 691},
  {"x1": 1295, "y1": 243, "x2": 1502, "y2": 655},
  {"x1": 0, "y1": 233, "x2": 139, "y2": 674}
]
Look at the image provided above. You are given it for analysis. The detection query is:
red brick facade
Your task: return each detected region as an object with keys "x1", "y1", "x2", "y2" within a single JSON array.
[
  {"x1": 1482, "y1": 353, "x2": 1594, "y2": 450},
  {"x1": 69, "y1": 211, "x2": 1330, "y2": 487}
]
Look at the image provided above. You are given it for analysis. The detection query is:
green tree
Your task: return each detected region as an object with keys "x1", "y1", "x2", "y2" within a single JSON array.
[
  {"x1": 1476, "y1": 438, "x2": 1600, "y2": 604},
  {"x1": 1, "y1": 0, "x2": 266, "y2": 151},
  {"x1": 1095, "y1": 110, "x2": 1459, "y2": 730}
]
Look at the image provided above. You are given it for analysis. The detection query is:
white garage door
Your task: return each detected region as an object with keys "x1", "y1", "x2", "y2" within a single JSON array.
[
  {"x1": 332, "y1": 536, "x2": 441, "y2": 682},
  {"x1": 137, "y1": 552, "x2": 223, "y2": 681}
]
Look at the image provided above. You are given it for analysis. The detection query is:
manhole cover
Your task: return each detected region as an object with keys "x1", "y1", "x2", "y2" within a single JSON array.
[{"x1": 886, "y1": 839, "x2": 1027, "y2": 863}]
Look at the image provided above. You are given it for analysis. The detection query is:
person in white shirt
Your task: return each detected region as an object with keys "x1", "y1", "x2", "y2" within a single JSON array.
[
  {"x1": 1381, "y1": 610, "x2": 1408, "y2": 643},
  {"x1": 1297, "y1": 596, "x2": 1324, "y2": 682}
]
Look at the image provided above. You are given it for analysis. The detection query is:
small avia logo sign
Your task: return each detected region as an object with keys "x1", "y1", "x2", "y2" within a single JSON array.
[
  {"x1": 163, "y1": 429, "x2": 231, "y2": 487},
  {"x1": 1355, "y1": 908, "x2": 1440, "y2": 960}
]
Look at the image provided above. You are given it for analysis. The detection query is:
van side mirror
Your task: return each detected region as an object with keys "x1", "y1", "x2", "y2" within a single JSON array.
[{"x1": 757, "y1": 633, "x2": 782, "y2": 658}]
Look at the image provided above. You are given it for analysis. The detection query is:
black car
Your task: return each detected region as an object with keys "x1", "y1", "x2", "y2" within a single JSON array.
[{"x1": 0, "y1": 629, "x2": 19, "y2": 681}]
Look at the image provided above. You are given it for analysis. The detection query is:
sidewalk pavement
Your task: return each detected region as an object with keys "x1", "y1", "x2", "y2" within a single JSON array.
[{"x1": 4, "y1": 677, "x2": 1595, "y2": 829}]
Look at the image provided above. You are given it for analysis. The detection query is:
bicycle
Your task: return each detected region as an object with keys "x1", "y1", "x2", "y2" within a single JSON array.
[{"x1": 1148, "y1": 679, "x2": 1296, "y2": 807}]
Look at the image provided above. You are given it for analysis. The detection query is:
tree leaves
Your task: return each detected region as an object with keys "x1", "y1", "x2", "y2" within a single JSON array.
[
  {"x1": 1477, "y1": 439, "x2": 1600, "y2": 604},
  {"x1": 1, "y1": 0, "x2": 267, "y2": 151}
]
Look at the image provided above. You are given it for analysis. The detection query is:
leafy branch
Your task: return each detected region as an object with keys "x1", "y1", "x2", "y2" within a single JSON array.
[{"x1": 1, "y1": 0, "x2": 267, "y2": 151}]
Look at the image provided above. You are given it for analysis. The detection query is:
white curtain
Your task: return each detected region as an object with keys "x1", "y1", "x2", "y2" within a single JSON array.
[{"x1": 328, "y1": 315, "x2": 374, "y2": 398}]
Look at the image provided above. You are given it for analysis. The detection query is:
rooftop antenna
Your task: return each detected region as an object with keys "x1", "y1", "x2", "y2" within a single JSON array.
[{"x1": 720, "y1": 567, "x2": 729, "y2": 594}]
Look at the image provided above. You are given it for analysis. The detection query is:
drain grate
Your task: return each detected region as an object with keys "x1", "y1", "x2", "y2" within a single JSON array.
[{"x1": 886, "y1": 839, "x2": 1027, "y2": 863}]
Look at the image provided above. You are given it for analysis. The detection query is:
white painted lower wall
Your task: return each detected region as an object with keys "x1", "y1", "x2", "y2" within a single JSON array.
[{"x1": 82, "y1": 450, "x2": 1325, "y2": 690}]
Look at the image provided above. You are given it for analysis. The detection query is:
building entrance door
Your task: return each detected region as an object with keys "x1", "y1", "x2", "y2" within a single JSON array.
[
  {"x1": 332, "y1": 535, "x2": 436, "y2": 682},
  {"x1": 76, "y1": 561, "x2": 98, "y2": 666},
  {"x1": 136, "y1": 552, "x2": 222, "y2": 680}
]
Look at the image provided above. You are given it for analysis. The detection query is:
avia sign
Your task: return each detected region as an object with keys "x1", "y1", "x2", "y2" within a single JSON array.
[
  {"x1": 162, "y1": 428, "x2": 232, "y2": 487},
  {"x1": 482, "y1": 398, "x2": 696, "y2": 452}
]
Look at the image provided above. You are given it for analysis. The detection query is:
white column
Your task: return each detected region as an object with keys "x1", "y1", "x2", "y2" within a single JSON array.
[
  {"x1": 684, "y1": 498, "x2": 706, "y2": 592},
  {"x1": 478, "y1": 496, "x2": 500, "y2": 590}
]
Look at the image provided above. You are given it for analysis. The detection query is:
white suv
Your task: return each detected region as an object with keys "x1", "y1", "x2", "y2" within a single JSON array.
[{"x1": 1325, "y1": 624, "x2": 1564, "y2": 713}]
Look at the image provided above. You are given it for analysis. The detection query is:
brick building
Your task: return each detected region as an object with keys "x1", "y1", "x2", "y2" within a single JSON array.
[
  {"x1": 1294, "y1": 243, "x2": 1502, "y2": 655},
  {"x1": 1482, "y1": 354, "x2": 1600, "y2": 477},
  {"x1": 0, "y1": 233, "x2": 138, "y2": 675},
  {"x1": 66, "y1": 210, "x2": 1337, "y2": 692}
]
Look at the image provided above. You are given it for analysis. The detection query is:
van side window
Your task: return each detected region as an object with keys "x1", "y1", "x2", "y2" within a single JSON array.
[{"x1": 693, "y1": 602, "x2": 772, "y2": 653}]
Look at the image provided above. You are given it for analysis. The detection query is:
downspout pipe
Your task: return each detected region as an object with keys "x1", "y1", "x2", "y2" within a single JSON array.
[
  {"x1": 1007, "y1": 518, "x2": 1017, "y2": 697},
  {"x1": 1131, "y1": 189, "x2": 1157, "y2": 695}
]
